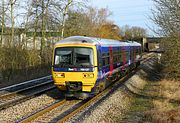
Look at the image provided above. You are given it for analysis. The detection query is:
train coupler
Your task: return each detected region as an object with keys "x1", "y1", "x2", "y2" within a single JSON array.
[{"x1": 65, "y1": 81, "x2": 82, "y2": 91}]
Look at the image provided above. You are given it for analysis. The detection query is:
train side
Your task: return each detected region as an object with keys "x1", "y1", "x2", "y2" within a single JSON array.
[{"x1": 52, "y1": 36, "x2": 141, "y2": 99}]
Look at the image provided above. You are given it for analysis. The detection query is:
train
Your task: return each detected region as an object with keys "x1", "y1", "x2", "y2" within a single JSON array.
[{"x1": 52, "y1": 36, "x2": 142, "y2": 99}]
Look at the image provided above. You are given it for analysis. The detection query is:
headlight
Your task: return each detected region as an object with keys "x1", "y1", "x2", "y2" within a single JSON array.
[
  {"x1": 55, "y1": 73, "x2": 65, "y2": 78},
  {"x1": 83, "y1": 73, "x2": 94, "y2": 78}
]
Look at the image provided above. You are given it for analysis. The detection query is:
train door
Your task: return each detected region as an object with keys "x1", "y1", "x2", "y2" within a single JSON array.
[
  {"x1": 97, "y1": 46, "x2": 102, "y2": 72},
  {"x1": 121, "y1": 46, "x2": 129, "y2": 75},
  {"x1": 122, "y1": 46, "x2": 126, "y2": 67},
  {"x1": 133, "y1": 47, "x2": 136, "y2": 63},
  {"x1": 128, "y1": 46, "x2": 131, "y2": 65},
  {"x1": 130, "y1": 46, "x2": 133, "y2": 64},
  {"x1": 109, "y1": 46, "x2": 113, "y2": 76}
]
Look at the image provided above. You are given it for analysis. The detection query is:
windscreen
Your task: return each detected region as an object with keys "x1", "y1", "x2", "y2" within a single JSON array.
[{"x1": 54, "y1": 47, "x2": 94, "y2": 68}]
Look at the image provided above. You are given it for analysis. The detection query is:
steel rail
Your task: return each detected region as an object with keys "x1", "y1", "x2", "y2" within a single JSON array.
[
  {"x1": 0, "y1": 75, "x2": 52, "y2": 92},
  {"x1": 0, "y1": 80, "x2": 52, "y2": 100},
  {"x1": 19, "y1": 99, "x2": 66, "y2": 123},
  {"x1": 0, "y1": 82, "x2": 55, "y2": 110},
  {"x1": 0, "y1": 80, "x2": 53, "y2": 99},
  {"x1": 56, "y1": 76, "x2": 127, "y2": 123},
  {"x1": 18, "y1": 76, "x2": 127, "y2": 123}
]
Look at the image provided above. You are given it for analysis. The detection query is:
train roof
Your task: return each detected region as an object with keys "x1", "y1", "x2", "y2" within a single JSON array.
[{"x1": 55, "y1": 36, "x2": 141, "y2": 47}]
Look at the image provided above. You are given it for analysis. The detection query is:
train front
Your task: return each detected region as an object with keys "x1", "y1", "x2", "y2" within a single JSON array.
[{"x1": 52, "y1": 43, "x2": 98, "y2": 98}]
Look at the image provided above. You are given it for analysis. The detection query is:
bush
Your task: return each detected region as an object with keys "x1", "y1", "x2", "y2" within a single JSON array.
[
  {"x1": 160, "y1": 36, "x2": 180, "y2": 80},
  {"x1": 0, "y1": 46, "x2": 52, "y2": 82}
]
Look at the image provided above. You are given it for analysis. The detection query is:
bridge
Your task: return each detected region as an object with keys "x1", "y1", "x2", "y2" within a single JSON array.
[{"x1": 140, "y1": 37, "x2": 163, "y2": 52}]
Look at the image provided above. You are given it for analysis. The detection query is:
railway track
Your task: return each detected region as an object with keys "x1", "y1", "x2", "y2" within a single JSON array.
[
  {"x1": 0, "y1": 76, "x2": 55, "y2": 110},
  {"x1": 19, "y1": 70, "x2": 136, "y2": 123},
  {"x1": 0, "y1": 75, "x2": 52, "y2": 92},
  {"x1": 18, "y1": 54, "x2": 155, "y2": 123}
]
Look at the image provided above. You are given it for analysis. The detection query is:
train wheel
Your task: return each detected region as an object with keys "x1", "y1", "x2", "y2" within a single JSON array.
[
  {"x1": 121, "y1": 70, "x2": 125, "y2": 77},
  {"x1": 99, "y1": 82, "x2": 106, "y2": 92},
  {"x1": 116, "y1": 72, "x2": 121, "y2": 80},
  {"x1": 94, "y1": 86, "x2": 100, "y2": 94},
  {"x1": 125, "y1": 67, "x2": 130, "y2": 74}
]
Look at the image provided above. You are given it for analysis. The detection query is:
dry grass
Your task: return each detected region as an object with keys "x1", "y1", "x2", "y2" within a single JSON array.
[
  {"x1": 159, "y1": 80, "x2": 180, "y2": 100},
  {"x1": 146, "y1": 79, "x2": 180, "y2": 123},
  {"x1": 148, "y1": 107, "x2": 180, "y2": 123}
]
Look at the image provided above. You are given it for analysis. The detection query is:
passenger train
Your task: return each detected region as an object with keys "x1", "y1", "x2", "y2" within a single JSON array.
[{"x1": 52, "y1": 36, "x2": 142, "y2": 99}]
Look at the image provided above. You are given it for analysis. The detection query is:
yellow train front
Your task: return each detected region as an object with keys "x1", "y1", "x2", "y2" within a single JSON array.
[
  {"x1": 52, "y1": 36, "x2": 142, "y2": 99},
  {"x1": 52, "y1": 36, "x2": 99, "y2": 99}
]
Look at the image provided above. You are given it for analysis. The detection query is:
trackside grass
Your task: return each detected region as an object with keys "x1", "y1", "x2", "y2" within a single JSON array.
[{"x1": 121, "y1": 62, "x2": 180, "y2": 123}]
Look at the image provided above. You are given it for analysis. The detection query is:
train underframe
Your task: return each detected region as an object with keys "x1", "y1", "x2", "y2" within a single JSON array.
[{"x1": 64, "y1": 82, "x2": 93, "y2": 99}]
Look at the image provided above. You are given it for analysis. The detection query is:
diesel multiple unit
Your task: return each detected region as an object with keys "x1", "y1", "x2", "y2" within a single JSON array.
[{"x1": 52, "y1": 36, "x2": 141, "y2": 98}]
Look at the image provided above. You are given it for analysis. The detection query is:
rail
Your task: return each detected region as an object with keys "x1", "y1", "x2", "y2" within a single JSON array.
[
  {"x1": 0, "y1": 75, "x2": 52, "y2": 92},
  {"x1": 0, "y1": 75, "x2": 54, "y2": 110}
]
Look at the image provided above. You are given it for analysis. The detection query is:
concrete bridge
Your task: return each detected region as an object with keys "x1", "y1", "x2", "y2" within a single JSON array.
[{"x1": 140, "y1": 37, "x2": 163, "y2": 52}]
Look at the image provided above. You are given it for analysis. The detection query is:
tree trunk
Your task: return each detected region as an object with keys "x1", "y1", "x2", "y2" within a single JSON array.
[
  {"x1": 0, "y1": 0, "x2": 5, "y2": 47},
  {"x1": 10, "y1": 0, "x2": 15, "y2": 47},
  {"x1": 61, "y1": 0, "x2": 73, "y2": 39},
  {"x1": 41, "y1": 0, "x2": 50, "y2": 62},
  {"x1": 33, "y1": 8, "x2": 38, "y2": 50}
]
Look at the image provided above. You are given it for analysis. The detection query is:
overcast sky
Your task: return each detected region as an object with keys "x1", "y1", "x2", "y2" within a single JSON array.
[{"x1": 89, "y1": 0, "x2": 156, "y2": 36}]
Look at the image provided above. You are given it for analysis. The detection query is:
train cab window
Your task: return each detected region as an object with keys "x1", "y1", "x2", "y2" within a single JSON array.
[
  {"x1": 75, "y1": 53, "x2": 90, "y2": 65},
  {"x1": 54, "y1": 47, "x2": 94, "y2": 67},
  {"x1": 55, "y1": 48, "x2": 72, "y2": 65},
  {"x1": 74, "y1": 48, "x2": 94, "y2": 66}
]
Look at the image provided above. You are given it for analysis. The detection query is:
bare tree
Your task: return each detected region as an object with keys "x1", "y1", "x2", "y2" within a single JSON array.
[
  {"x1": 0, "y1": 0, "x2": 5, "y2": 47},
  {"x1": 20, "y1": 1, "x2": 33, "y2": 49},
  {"x1": 152, "y1": 0, "x2": 180, "y2": 36},
  {"x1": 120, "y1": 25, "x2": 147, "y2": 40},
  {"x1": 9, "y1": 0, "x2": 17, "y2": 47},
  {"x1": 41, "y1": 0, "x2": 51, "y2": 58},
  {"x1": 30, "y1": 0, "x2": 41, "y2": 49},
  {"x1": 61, "y1": 0, "x2": 73, "y2": 39},
  {"x1": 152, "y1": 0, "x2": 180, "y2": 80},
  {"x1": 48, "y1": 0, "x2": 88, "y2": 39},
  {"x1": 87, "y1": 7, "x2": 112, "y2": 27}
]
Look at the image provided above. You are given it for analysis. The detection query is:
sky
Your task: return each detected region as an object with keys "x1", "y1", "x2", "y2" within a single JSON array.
[{"x1": 90, "y1": 0, "x2": 156, "y2": 36}]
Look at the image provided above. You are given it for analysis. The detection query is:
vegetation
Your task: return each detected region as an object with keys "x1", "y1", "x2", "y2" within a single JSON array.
[
  {"x1": 126, "y1": 70, "x2": 180, "y2": 123},
  {"x1": 152, "y1": 0, "x2": 180, "y2": 80},
  {"x1": 120, "y1": 25, "x2": 147, "y2": 40}
]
